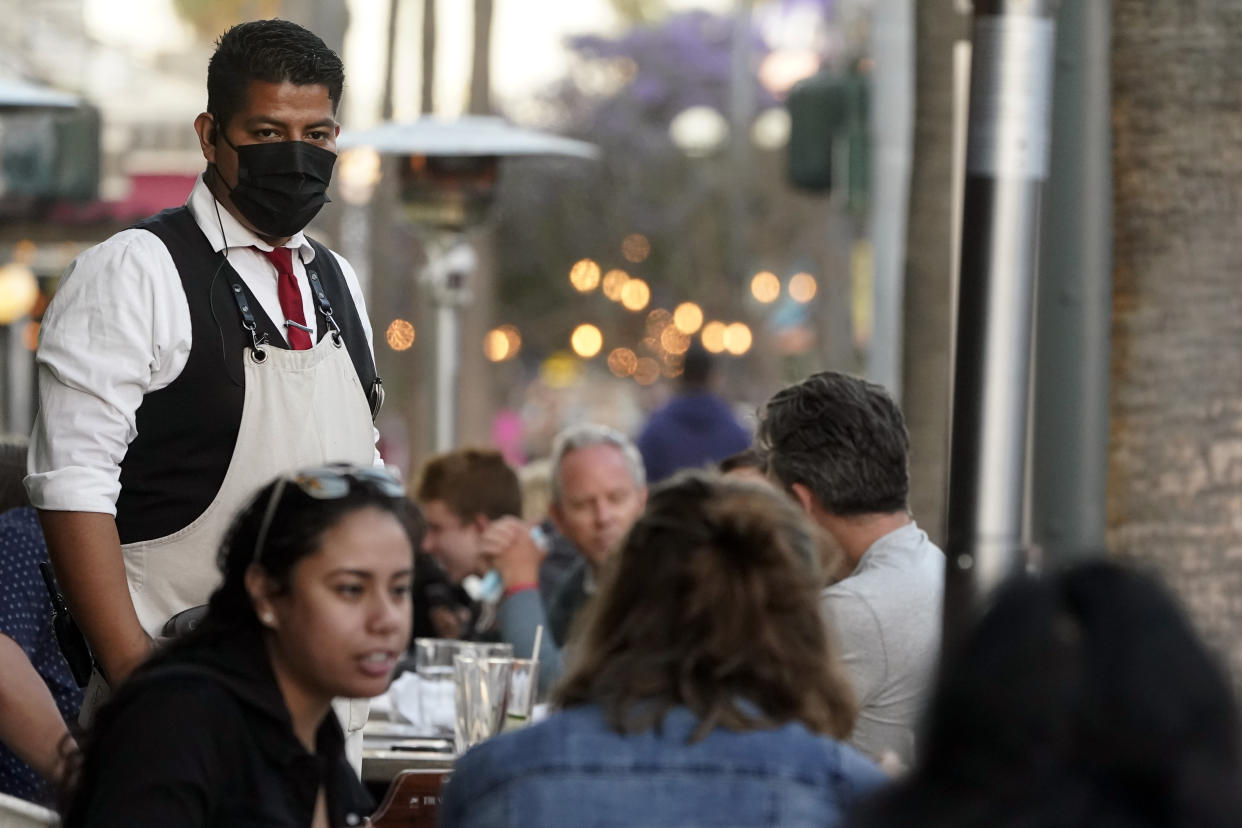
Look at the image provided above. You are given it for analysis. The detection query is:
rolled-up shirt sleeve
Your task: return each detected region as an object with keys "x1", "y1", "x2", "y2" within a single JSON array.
[{"x1": 26, "y1": 230, "x2": 191, "y2": 514}]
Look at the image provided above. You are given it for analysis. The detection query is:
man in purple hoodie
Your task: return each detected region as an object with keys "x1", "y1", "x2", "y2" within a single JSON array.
[{"x1": 636, "y1": 344, "x2": 751, "y2": 483}]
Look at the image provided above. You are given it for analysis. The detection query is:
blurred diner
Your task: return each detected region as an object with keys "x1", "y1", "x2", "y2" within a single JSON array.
[
  {"x1": 440, "y1": 470, "x2": 886, "y2": 827},
  {"x1": 759, "y1": 371, "x2": 945, "y2": 766},
  {"x1": 848, "y1": 560, "x2": 1242, "y2": 827},
  {"x1": 477, "y1": 423, "x2": 648, "y2": 685}
]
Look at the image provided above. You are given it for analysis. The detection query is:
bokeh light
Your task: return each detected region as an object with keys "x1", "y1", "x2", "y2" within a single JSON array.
[
  {"x1": 337, "y1": 147, "x2": 383, "y2": 205},
  {"x1": 646, "y1": 308, "x2": 672, "y2": 336},
  {"x1": 662, "y1": 352, "x2": 685, "y2": 379},
  {"x1": 701, "y1": 321, "x2": 727, "y2": 354},
  {"x1": 540, "y1": 351, "x2": 581, "y2": 389},
  {"x1": 751, "y1": 271, "x2": 781, "y2": 304},
  {"x1": 620, "y1": 278, "x2": 651, "y2": 311},
  {"x1": 0, "y1": 263, "x2": 39, "y2": 325},
  {"x1": 571, "y1": 323, "x2": 604, "y2": 358},
  {"x1": 569, "y1": 258, "x2": 602, "y2": 293},
  {"x1": 724, "y1": 322, "x2": 753, "y2": 355},
  {"x1": 673, "y1": 301, "x2": 704, "y2": 334},
  {"x1": 789, "y1": 272, "x2": 818, "y2": 303},
  {"x1": 602, "y1": 269, "x2": 630, "y2": 301},
  {"x1": 660, "y1": 325, "x2": 691, "y2": 355},
  {"x1": 621, "y1": 233, "x2": 651, "y2": 263},
  {"x1": 607, "y1": 347, "x2": 638, "y2": 377},
  {"x1": 633, "y1": 357, "x2": 661, "y2": 385},
  {"x1": 484, "y1": 325, "x2": 522, "y2": 362},
  {"x1": 385, "y1": 319, "x2": 415, "y2": 351},
  {"x1": 669, "y1": 105, "x2": 729, "y2": 156}
]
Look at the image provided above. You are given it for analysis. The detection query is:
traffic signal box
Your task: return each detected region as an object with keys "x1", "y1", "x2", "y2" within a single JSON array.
[{"x1": 786, "y1": 69, "x2": 869, "y2": 213}]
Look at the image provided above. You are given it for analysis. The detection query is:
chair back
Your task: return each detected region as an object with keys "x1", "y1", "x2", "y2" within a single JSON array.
[
  {"x1": 0, "y1": 792, "x2": 57, "y2": 828},
  {"x1": 368, "y1": 769, "x2": 450, "y2": 827}
]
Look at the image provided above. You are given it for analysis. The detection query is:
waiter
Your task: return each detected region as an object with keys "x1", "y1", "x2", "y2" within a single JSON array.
[{"x1": 25, "y1": 19, "x2": 382, "y2": 718}]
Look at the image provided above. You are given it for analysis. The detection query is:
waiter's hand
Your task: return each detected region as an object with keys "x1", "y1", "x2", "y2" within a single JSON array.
[
  {"x1": 38, "y1": 510, "x2": 154, "y2": 686},
  {"x1": 480, "y1": 517, "x2": 544, "y2": 593}
]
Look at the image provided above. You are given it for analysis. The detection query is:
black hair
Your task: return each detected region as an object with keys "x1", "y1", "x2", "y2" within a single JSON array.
[
  {"x1": 60, "y1": 466, "x2": 422, "y2": 818},
  {"x1": 198, "y1": 470, "x2": 423, "y2": 639},
  {"x1": 207, "y1": 18, "x2": 345, "y2": 132},
  {"x1": 757, "y1": 371, "x2": 909, "y2": 516},
  {"x1": 851, "y1": 560, "x2": 1242, "y2": 827}
]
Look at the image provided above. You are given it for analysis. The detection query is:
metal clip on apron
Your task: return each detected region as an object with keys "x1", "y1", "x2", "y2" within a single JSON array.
[{"x1": 97, "y1": 259, "x2": 377, "y2": 754}]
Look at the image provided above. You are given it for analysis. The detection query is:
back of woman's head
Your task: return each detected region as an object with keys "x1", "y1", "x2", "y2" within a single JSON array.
[
  {"x1": 853, "y1": 560, "x2": 1242, "y2": 827},
  {"x1": 555, "y1": 469, "x2": 857, "y2": 741}
]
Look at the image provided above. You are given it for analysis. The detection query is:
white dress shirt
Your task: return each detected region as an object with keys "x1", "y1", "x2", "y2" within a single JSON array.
[{"x1": 27, "y1": 175, "x2": 380, "y2": 515}]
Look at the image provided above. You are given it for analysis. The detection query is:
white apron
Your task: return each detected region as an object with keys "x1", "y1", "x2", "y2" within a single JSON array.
[
  {"x1": 85, "y1": 333, "x2": 375, "y2": 761},
  {"x1": 122, "y1": 334, "x2": 374, "y2": 635}
]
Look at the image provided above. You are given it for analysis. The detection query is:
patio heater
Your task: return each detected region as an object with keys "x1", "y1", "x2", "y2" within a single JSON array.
[{"x1": 338, "y1": 117, "x2": 597, "y2": 451}]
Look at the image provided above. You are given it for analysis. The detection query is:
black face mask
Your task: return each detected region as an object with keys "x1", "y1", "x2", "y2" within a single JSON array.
[{"x1": 215, "y1": 125, "x2": 337, "y2": 238}]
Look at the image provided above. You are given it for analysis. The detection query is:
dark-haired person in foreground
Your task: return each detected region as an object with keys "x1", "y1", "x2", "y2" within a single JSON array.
[
  {"x1": 849, "y1": 561, "x2": 1242, "y2": 828},
  {"x1": 63, "y1": 465, "x2": 420, "y2": 828},
  {"x1": 26, "y1": 20, "x2": 383, "y2": 750},
  {"x1": 758, "y1": 372, "x2": 944, "y2": 766},
  {"x1": 440, "y1": 471, "x2": 886, "y2": 827}
]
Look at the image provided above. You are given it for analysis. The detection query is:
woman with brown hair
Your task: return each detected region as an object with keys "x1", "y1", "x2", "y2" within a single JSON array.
[{"x1": 439, "y1": 470, "x2": 886, "y2": 827}]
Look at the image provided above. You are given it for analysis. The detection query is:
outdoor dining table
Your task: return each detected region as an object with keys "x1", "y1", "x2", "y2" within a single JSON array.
[{"x1": 361, "y1": 716, "x2": 455, "y2": 826}]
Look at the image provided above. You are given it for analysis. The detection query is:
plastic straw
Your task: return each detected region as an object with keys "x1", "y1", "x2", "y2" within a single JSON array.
[{"x1": 532, "y1": 624, "x2": 544, "y2": 665}]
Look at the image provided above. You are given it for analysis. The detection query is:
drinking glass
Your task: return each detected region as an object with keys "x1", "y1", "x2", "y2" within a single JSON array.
[
  {"x1": 502, "y1": 658, "x2": 540, "y2": 732},
  {"x1": 411, "y1": 639, "x2": 514, "y2": 736},
  {"x1": 453, "y1": 654, "x2": 513, "y2": 754},
  {"x1": 413, "y1": 639, "x2": 469, "y2": 736}
]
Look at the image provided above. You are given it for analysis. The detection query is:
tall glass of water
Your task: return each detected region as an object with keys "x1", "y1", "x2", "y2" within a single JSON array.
[
  {"x1": 413, "y1": 638, "x2": 468, "y2": 736},
  {"x1": 453, "y1": 654, "x2": 513, "y2": 755}
]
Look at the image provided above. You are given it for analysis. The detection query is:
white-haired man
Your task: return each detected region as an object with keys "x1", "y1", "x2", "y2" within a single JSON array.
[{"x1": 482, "y1": 424, "x2": 647, "y2": 682}]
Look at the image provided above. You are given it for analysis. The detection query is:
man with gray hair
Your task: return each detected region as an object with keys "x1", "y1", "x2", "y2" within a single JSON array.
[
  {"x1": 482, "y1": 423, "x2": 647, "y2": 680},
  {"x1": 757, "y1": 371, "x2": 944, "y2": 767}
]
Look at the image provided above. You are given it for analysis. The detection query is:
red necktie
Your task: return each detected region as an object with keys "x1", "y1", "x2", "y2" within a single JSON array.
[{"x1": 256, "y1": 246, "x2": 312, "y2": 350}]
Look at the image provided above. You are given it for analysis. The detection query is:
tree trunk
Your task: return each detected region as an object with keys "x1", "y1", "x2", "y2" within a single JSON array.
[
  {"x1": 1109, "y1": 0, "x2": 1242, "y2": 689},
  {"x1": 421, "y1": 0, "x2": 437, "y2": 115},
  {"x1": 901, "y1": 0, "x2": 970, "y2": 546},
  {"x1": 469, "y1": 0, "x2": 494, "y2": 115}
]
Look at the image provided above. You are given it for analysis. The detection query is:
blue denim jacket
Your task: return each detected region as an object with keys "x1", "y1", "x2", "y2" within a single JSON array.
[{"x1": 439, "y1": 703, "x2": 888, "y2": 827}]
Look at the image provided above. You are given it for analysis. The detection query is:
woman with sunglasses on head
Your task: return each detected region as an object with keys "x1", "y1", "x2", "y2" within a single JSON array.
[
  {"x1": 440, "y1": 470, "x2": 887, "y2": 827},
  {"x1": 61, "y1": 464, "x2": 421, "y2": 828}
]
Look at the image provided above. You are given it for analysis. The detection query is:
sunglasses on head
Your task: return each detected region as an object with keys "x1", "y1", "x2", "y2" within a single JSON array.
[{"x1": 253, "y1": 464, "x2": 405, "y2": 564}]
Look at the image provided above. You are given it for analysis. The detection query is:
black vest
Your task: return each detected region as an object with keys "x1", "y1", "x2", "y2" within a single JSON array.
[{"x1": 115, "y1": 207, "x2": 377, "y2": 544}]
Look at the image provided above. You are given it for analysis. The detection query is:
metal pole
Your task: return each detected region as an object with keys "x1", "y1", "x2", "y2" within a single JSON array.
[
  {"x1": 5, "y1": 320, "x2": 32, "y2": 435},
  {"x1": 434, "y1": 302, "x2": 458, "y2": 451},
  {"x1": 1031, "y1": 0, "x2": 1111, "y2": 568},
  {"x1": 866, "y1": 0, "x2": 914, "y2": 399},
  {"x1": 944, "y1": 0, "x2": 1061, "y2": 638}
]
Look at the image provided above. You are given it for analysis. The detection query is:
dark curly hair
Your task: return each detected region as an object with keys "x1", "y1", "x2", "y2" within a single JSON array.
[
  {"x1": 555, "y1": 470, "x2": 858, "y2": 742},
  {"x1": 207, "y1": 18, "x2": 345, "y2": 131},
  {"x1": 757, "y1": 371, "x2": 909, "y2": 516}
]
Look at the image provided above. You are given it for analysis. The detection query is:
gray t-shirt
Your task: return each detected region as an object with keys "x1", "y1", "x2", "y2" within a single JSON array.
[{"x1": 820, "y1": 521, "x2": 945, "y2": 765}]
